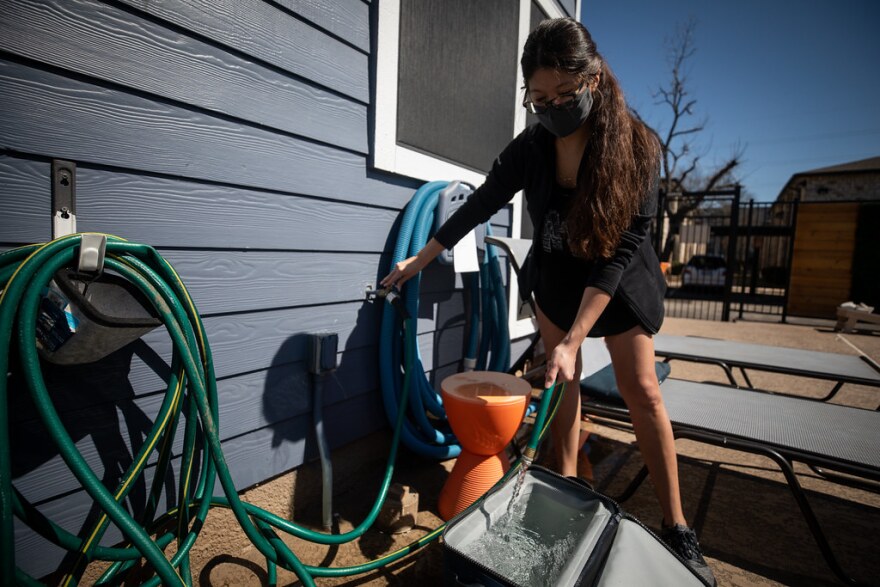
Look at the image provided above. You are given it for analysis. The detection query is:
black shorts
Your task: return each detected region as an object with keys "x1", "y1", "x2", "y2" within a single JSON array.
[{"x1": 533, "y1": 255, "x2": 645, "y2": 337}]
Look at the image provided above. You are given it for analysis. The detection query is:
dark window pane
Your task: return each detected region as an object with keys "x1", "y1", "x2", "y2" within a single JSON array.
[{"x1": 397, "y1": 0, "x2": 519, "y2": 173}]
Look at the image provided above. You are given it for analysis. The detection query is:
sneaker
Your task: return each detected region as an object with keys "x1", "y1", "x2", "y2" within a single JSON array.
[{"x1": 660, "y1": 523, "x2": 717, "y2": 586}]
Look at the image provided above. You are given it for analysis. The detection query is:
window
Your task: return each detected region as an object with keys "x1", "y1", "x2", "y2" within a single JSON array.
[
  {"x1": 375, "y1": 0, "x2": 579, "y2": 338},
  {"x1": 397, "y1": 0, "x2": 519, "y2": 174}
]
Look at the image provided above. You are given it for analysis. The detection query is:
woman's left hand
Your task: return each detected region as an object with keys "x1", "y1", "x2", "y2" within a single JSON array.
[{"x1": 545, "y1": 340, "x2": 579, "y2": 389}]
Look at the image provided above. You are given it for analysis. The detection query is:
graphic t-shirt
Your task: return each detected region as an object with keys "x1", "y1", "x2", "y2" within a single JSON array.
[{"x1": 542, "y1": 187, "x2": 574, "y2": 255}]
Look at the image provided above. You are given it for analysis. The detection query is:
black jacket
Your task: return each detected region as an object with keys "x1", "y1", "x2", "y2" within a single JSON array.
[{"x1": 434, "y1": 123, "x2": 666, "y2": 333}]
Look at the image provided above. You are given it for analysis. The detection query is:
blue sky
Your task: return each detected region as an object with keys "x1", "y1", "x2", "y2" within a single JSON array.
[{"x1": 581, "y1": 0, "x2": 880, "y2": 201}]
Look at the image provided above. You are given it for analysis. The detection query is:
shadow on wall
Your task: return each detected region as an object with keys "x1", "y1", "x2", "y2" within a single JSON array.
[
  {"x1": 10, "y1": 338, "x2": 192, "y2": 578},
  {"x1": 260, "y1": 250, "x2": 469, "y2": 531},
  {"x1": 262, "y1": 301, "x2": 383, "y2": 529},
  {"x1": 419, "y1": 261, "x2": 470, "y2": 388}
]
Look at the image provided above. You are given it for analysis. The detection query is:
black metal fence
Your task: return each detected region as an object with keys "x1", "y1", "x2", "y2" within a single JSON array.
[{"x1": 655, "y1": 187, "x2": 797, "y2": 322}]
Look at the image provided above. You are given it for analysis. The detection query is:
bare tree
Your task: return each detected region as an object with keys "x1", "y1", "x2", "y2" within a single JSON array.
[{"x1": 649, "y1": 19, "x2": 744, "y2": 262}]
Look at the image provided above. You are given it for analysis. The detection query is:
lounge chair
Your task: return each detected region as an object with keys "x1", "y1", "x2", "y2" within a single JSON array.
[
  {"x1": 486, "y1": 235, "x2": 880, "y2": 586},
  {"x1": 653, "y1": 334, "x2": 880, "y2": 403}
]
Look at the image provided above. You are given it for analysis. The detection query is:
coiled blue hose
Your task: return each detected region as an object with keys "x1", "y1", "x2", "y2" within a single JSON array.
[{"x1": 378, "y1": 181, "x2": 511, "y2": 459}]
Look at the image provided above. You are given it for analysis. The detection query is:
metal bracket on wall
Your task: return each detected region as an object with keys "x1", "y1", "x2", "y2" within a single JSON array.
[{"x1": 52, "y1": 159, "x2": 77, "y2": 238}]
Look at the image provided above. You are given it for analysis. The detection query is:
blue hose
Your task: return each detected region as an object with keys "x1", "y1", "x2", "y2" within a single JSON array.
[
  {"x1": 379, "y1": 181, "x2": 511, "y2": 459},
  {"x1": 379, "y1": 183, "x2": 454, "y2": 459},
  {"x1": 485, "y1": 226, "x2": 510, "y2": 371}
]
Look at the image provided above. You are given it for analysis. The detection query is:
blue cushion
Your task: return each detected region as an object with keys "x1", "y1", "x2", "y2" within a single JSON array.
[{"x1": 580, "y1": 361, "x2": 671, "y2": 406}]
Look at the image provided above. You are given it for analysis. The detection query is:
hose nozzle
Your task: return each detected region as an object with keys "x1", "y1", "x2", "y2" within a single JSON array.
[{"x1": 522, "y1": 382, "x2": 560, "y2": 465}]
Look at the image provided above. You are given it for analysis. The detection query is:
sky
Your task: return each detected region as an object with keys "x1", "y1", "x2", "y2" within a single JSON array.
[{"x1": 580, "y1": 0, "x2": 880, "y2": 201}]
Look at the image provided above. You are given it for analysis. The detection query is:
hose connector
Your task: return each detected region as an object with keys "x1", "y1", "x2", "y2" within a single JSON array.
[
  {"x1": 365, "y1": 286, "x2": 393, "y2": 301},
  {"x1": 366, "y1": 286, "x2": 410, "y2": 319},
  {"x1": 522, "y1": 446, "x2": 537, "y2": 465}
]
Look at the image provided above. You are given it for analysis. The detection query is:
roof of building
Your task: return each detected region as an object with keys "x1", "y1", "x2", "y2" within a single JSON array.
[
  {"x1": 776, "y1": 156, "x2": 880, "y2": 200},
  {"x1": 798, "y1": 156, "x2": 880, "y2": 175}
]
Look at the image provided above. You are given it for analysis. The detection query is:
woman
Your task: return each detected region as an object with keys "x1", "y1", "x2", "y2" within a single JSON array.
[{"x1": 381, "y1": 18, "x2": 714, "y2": 585}]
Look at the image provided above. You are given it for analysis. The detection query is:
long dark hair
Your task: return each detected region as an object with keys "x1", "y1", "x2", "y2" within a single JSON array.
[{"x1": 521, "y1": 18, "x2": 660, "y2": 259}]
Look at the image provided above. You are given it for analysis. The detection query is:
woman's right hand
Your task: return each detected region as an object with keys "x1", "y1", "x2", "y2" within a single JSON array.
[{"x1": 380, "y1": 255, "x2": 424, "y2": 290}]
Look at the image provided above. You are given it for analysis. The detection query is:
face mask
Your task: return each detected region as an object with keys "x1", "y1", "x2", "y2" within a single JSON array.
[{"x1": 535, "y1": 88, "x2": 593, "y2": 137}]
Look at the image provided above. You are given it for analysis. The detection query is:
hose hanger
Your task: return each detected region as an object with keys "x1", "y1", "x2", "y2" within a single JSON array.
[{"x1": 77, "y1": 233, "x2": 107, "y2": 275}]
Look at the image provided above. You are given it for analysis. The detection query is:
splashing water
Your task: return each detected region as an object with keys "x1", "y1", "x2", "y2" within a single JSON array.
[{"x1": 466, "y1": 494, "x2": 589, "y2": 586}]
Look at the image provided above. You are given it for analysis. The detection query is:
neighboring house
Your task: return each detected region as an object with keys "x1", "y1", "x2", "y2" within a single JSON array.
[
  {"x1": 1, "y1": 0, "x2": 579, "y2": 577},
  {"x1": 772, "y1": 157, "x2": 880, "y2": 318},
  {"x1": 657, "y1": 193, "x2": 731, "y2": 267},
  {"x1": 674, "y1": 221, "x2": 711, "y2": 265}
]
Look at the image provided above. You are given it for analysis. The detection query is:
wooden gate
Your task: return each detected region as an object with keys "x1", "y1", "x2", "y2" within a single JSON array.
[{"x1": 787, "y1": 202, "x2": 858, "y2": 318}]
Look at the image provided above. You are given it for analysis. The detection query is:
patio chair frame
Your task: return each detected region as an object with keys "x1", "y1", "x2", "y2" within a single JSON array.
[{"x1": 652, "y1": 334, "x2": 880, "y2": 405}]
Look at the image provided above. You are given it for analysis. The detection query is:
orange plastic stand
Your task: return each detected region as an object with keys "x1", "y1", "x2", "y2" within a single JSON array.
[{"x1": 437, "y1": 372, "x2": 531, "y2": 520}]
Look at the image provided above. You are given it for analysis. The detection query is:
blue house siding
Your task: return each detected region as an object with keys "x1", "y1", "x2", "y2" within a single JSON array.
[
  {"x1": 0, "y1": 157, "x2": 48, "y2": 242},
  {"x1": 0, "y1": 60, "x2": 401, "y2": 206},
  {"x1": 1, "y1": 0, "x2": 523, "y2": 578},
  {"x1": 0, "y1": 0, "x2": 368, "y2": 153}
]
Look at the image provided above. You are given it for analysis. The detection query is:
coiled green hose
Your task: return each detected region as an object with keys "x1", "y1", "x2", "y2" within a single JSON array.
[{"x1": 0, "y1": 234, "x2": 561, "y2": 585}]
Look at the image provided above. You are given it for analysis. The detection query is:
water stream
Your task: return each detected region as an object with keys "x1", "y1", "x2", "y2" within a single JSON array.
[{"x1": 506, "y1": 463, "x2": 529, "y2": 514}]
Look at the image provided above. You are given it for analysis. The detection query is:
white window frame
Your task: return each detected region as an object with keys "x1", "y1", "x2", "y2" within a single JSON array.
[{"x1": 374, "y1": 0, "x2": 579, "y2": 340}]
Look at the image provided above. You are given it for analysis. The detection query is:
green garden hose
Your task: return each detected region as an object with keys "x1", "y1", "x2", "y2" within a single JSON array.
[{"x1": 0, "y1": 234, "x2": 562, "y2": 585}]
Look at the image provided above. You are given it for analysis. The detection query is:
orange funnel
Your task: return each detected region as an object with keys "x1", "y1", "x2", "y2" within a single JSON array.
[{"x1": 438, "y1": 372, "x2": 531, "y2": 520}]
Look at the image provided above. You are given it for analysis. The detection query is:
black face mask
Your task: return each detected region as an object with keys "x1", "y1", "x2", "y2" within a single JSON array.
[{"x1": 535, "y1": 88, "x2": 594, "y2": 137}]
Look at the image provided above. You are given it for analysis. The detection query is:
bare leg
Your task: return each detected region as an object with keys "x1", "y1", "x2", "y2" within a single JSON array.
[
  {"x1": 605, "y1": 326, "x2": 686, "y2": 526},
  {"x1": 534, "y1": 303, "x2": 582, "y2": 478}
]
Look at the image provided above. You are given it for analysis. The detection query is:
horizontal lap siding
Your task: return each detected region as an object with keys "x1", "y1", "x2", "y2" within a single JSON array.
[
  {"x1": 115, "y1": 0, "x2": 370, "y2": 102},
  {"x1": 272, "y1": 0, "x2": 371, "y2": 52},
  {"x1": 0, "y1": 157, "x2": 47, "y2": 242},
  {"x1": 0, "y1": 155, "x2": 400, "y2": 251},
  {"x1": 0, "y1": 0, "x2": 367, "y2": 152},
  {"x1": 0, "y1": 0, "x2": 521, "y2": 578},
  {"x1": 0, "y1": 59, "x2": 412, "y2": 208}
]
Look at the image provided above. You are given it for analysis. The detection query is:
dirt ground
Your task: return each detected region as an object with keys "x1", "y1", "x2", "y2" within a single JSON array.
[{"x1": 88, "y1": 316, "x2": 880, "y2": 586}]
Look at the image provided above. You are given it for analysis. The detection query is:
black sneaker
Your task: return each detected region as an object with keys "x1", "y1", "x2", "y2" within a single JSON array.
[{"x1": 660, "y1": 523, "x2": 717, "y2": 586}]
